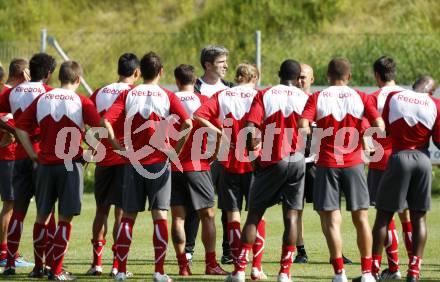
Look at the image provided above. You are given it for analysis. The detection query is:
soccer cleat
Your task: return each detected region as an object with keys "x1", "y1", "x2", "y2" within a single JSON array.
[
  {"x1": 153, "y1": 272, "x2": 173, "y2": 282},
  {"x1": 221, "y1": 253, "x2": 234, "y2": 264},
  {"x1": 294, "y1": 254, "x2": 308, "y2": 264},
  {"x1": 15, "y1": 255, "x2": 35, "y2": 267},
  {"x1": 185, "y1": 253, "x2": 193, "y2": 265},
  {"x1": 49, "y1": 270, "x2": 76, "y2": 281},
  {"x1": 28, "y1": 267, "x2": 45, "y2": 278},
  {"x1": 224, "y1": 271, "x2": 246, "y2": 282},
  {"x1": 332, "y1": 270, "x2": 348, "y2": 282},
  {"x1": 206, "y1": 263, "x2": 229, "y2": 275},
  {"x1": 251, "y1": 267, "x2": 268, "y2": 280},
  {"x1": 342, "y1": 255, "x2": 353, "y2": 265},
  {"x1": 277, "y1": 273, "x2": 292, "y2": 282},
  {"x1": 179, "y1": 264, "x2": 192, "y2": 276},
  {"x1": 3, "y1": 267, "x2": 16, "y2": 275},
  {"x1": 86, "y1": 265, "x2": 103, "y2": 276},
  {"x1": 380, "y1": 268, "x2": 401, "y2": 280},
  {"x1": 406, "y1": 275, "x2": 417, "y2": 282},
  {"x1": 114, "y1": 272, "x2": 127, "y2": 281},
  {"x1": 351, "y1": 273, "x2": 378, "y2": 282}
]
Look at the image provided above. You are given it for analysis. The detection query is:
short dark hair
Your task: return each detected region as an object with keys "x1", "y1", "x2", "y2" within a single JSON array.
[
  {"x1": 29, "y1": 53, "x2": 56, "y2": 81},
  {"x1": 327, "y1": 57, "x2": 351, "y2": 81},
  {"x1": 200, "y1": 45, "x2": 228, "y2": 70},
  {"x1": 118, "y1": 53, "x2": 140, "y2": 77},
  {"x1": 59, "y1": 61, "x2": 83, "y2": 84},
  {"x1": 0, "y1": 66, "x2": 4, "y2": 82},
  {"x1": 174, "y1": 64, "x2": 196, "y2": 85},
  {"x1": 278, "y1": 59, "x2": 301, "y2": 81},
  {"x1": 140, "y1": 52, "x2": 163, "y2": 80},
  {"x1": 373, "y1": 56, "x2": 396, "y2": 82},
  {"x1": 8, "y1": 58, "x2": 28, "y2": 79}
]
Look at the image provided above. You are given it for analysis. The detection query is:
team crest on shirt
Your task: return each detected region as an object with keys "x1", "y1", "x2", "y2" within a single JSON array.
[
  {"x1": 389, "y1": 90, "x2": 437, "y2": 128},
  {"x1": 316, "y1": 86, "x2": 364, "y2": 121},
  {"x1": 36, "y1": 89, "x2": 84, "y2": 128},
  {"x1": 10, "y1": 82, "x2": 46, "y2": 114},
  {"x1": 263, "y1": 85, "x2": 309, "y2": 119},
  {"x1": 96, "y1": 83, "x2": 131, "y2": 113},
  {"x1": 125, "y1": 85, "x2": 170, "y2": 119},
  {"x1": 217, "y1": 86, "x2": 257, "y2": 120}
]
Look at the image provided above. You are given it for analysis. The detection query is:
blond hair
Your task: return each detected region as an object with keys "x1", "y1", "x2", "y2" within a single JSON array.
[{"x1": 234, "y1": 63, "x2": 259, "y2": 84}]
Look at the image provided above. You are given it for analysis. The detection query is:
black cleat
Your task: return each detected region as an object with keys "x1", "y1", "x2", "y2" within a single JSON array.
[
  {"x1": 3, "y1": 267, "x2": 16, "y2": 276},
  {"x1": 221, "y1": 254, "x2": 234, "y2": 264},
  {"x1": 28, "y1": 267, "x2": 45, "y2": 278},
  {"x1": 294, "y1": 254, "x2": 309, "y2": 263},
  {"x1": 406, "y1": 275, "x2": 417, "y2": 282},
  {"x1": 343, "y1": 254, "x2": 353, "y2": 264}
]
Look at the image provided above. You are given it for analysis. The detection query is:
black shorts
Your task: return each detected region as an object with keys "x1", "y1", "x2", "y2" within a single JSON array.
[
  {"x1": 313, "y1": 164, "x2": 370, "y2": 212},
  {"x1": 218, "y1": 171, "x2": 252, "y2": 212},
  {"x1": 171, "y1": 170, "x2": 215, "y2": 211},
  {"x1": 36, "y1": 162, "x2": 84, "y2": 216},
  {"x1": 304, "y1": 162, "x2": 316, "y2": 203},
  {"x1": 376, "y1": 150, "x2": 431, "y2": 213},
  {"x1": 249, "y1": 154, "x2": 305, "y2": 210},
  {"x1": 94, "y1": 165, "x2": 124, "y2": 207},
  {"x1": 13, "y1": 158, "x2": 37, "y2": 211},
  {"x1": 367, "y1": 168, "x2": 384, "y2": 206},
  {"x1": 0, "y1": 160, "x2": 14, "y2": 201},
  {"x1": 122, "y1": 163, "x2": 171, "y2": 213}
]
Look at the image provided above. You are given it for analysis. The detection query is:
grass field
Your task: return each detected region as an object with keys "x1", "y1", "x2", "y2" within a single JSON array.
[{"x1": 7, "y1": 194, "x2": 440, "y2": 281}]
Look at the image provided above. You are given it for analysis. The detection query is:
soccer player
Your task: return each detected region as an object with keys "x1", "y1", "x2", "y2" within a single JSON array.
[
  {"x1": 195, "y1": 63, "x2": 267, "y2": 280},
  {"x1": 366, "y1": 56, "x2": 408, "y2": 280},
  {"x1": 0, "y1": 58, "x2": 29, "y2": 267},
  {"x1": 170, "y1": 64, "x2": 227, "y2": 276},
  {"x1": 223, "y1": 59, "x2": 308, "y2": 282},
  {"x1": 185, "y1": 44, "x2": 234, "y2": 265},
  {"x1": 371, "y1": 76, "x2": 439, "y2": 282},
  {"x1": 14, "y1": 60, "x2": 102, "y2": 280},
  {"x1": 103, "y1": 52, "x2": 192, "y2": 282},
  {"x1": 294, "y1": 63, "x2": 315, "y2": 264},
  {"x1": 299, "y1": 58, "x2": 384, "y2": 282},
  {"x1": 87, "y1": 53, "x2": 140, "y2": 276},
  {"x1": 0, "y1": 53, "x2": 57, "y2": 275}
]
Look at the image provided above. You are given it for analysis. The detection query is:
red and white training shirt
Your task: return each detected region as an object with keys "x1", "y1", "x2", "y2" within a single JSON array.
[
  {"x1": 195, "y1": 85, "x2": 258, "y2": 174},
  {"x1": 368, "y1": 85, "x2": 405, "y2": 170},
  {"x1": 0, "y1": 85, "x2": 16, "y2": 160},
  {"x1": 170, "y1": 91, "x2": 217, "y2": 172},
  {"x1": 247, "y1": 84, "x2": 309, "y2": 167},
  {"x1": 0, "y1": 81, "x2": 53, "y2": 160},
  {"x1": 382, "y1": 89, "x2": 440, "y2": 151},
  {"x1": 15, "y1": 88, "x2": 101, "y2": 164},
  {"x1": 301, "y1": 85, "x2": 380, "y2": 168},
  {"x1": 90, "y1": 82, "x2": 134, "y2": 166},
  {"x1": 104, "y1": 84, "x2": 189, "y2": 165}
]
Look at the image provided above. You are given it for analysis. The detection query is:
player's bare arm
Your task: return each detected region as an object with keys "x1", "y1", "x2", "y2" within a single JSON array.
[
  {"x1": 14, "y1": 128, "x2": 37, "y2": 162},
  {"x1": 100, "y1": 118, "x2": 122, "y2": 151},
  {"x1": 174, "y1": 118, "x2": 193, "y2": 156}
]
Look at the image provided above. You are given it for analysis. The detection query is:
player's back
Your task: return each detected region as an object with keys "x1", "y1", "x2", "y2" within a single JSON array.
[{"x1": 384, "y1": 89, "x2": 439, "y2": 151}]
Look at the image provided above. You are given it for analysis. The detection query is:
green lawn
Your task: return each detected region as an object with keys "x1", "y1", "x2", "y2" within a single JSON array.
[{"x1": 10, "y1": 195, "x2": 440, "y2": 281}]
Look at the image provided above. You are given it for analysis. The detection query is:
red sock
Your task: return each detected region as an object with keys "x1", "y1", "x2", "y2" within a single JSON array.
[
  {"x1": 177, "y1": 252, "x2": 188, "y2": 267},
  {"x1": 234, "y1": 243, "x2": 252, "y2": 273},
  {"x1": 111, "y1": 244, "x2": 119, "y2": 270},
  {"x1": 51, "y1": 221, "x2": 72, "y2": 275},
  {"x1": 252, "y1": 219, "x2": 265, "y2": 271},
  {"x1": 331, "y1": 257, "x2": 344, "y2": 274},
  {"x1": 205, "y1": 251, "x2": 218, "y2": 268},
  {"x1": 279, "y1": 245, "x2": 295, "y2": 276},
  {"x1": 6, "y1": 211, "x2": 25, "y2": 268},
  {"x1": 92, "y1": 239, "x2": 106, "y2": 267},
  {"x1": 153, "y1": 219, "x2": 168, "y2": 274},
  {"x1": 45, "y1": 213, "x2": 56, "y2": 267},
  {"x1": 0, "y1": 243, "x2": 7, "y2": 260},
  {"x1": 33, "y1": 223, "x2": 47, "y2": 269},
  {"x1": 227, "y1": 221, "x2": 241, "y2": 259},
  {"x1": 408, "y1": 256, "x2": 422, "y2": 278},
  {"x1": 361, "y1": 257, "x2": 372, "y2": 274},
  {"x1": 372, "y1": 254, "x2": 382, "y2": 276},
  {"x1": 384, "y1": 219, "x2": 399, "y2": 272},
  {"x1": 401, "y1": 221, "x2": 413, "y2": 257},
  {"x1": 115, "y1": 218, "x2": 134, "y2": 273}
]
